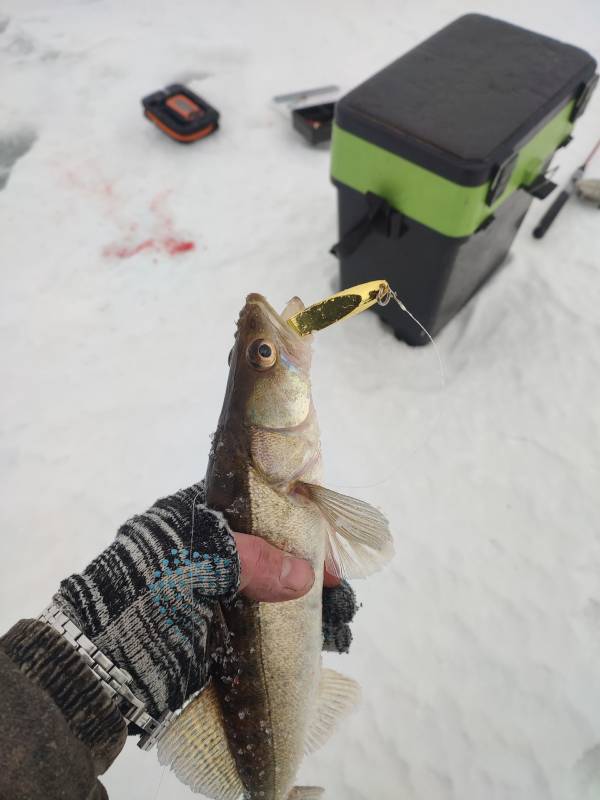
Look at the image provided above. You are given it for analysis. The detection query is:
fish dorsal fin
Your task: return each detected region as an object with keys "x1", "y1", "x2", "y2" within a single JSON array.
[
  {"x1": 305, "y1": 668, "x2": 361, "y2": 755},
  {"x1": 157, "y1": 681, "x2": 244, "y2": 800},
  {"x1": 287, "y1": 788, "x2": 325, "y2": 799},
  {"x1": 298, "y1": 482, "x2": 394, "y2": 579}
]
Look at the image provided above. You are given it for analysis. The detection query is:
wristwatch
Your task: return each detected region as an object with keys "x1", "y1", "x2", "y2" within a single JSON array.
[{"x1": 39, "y1": 603, "x2": 174, "y2": 751}]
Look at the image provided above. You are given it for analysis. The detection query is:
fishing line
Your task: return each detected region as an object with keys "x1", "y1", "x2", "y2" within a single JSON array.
[
  {"x1": 152, "y1": 753, "x2": 168, "y2": 799},
  {"x1": 185, "y1": 489, "x2": 203, "y2": 706},
  {"x1": 583, "y1": 136, "x2": 600, "y2": 168},
  {"x1": 333, "y1": 285, "x2": 446, "y2": 492},
  {"x1": 379, "y1": 285, "x2": 446, "y2": 388},
  {"x1": 154, "y1": 487, "x2": 203, "y2": 800}
]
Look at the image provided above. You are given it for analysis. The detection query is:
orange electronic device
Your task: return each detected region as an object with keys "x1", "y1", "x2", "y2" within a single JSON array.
[{"x1": 142, "y1": 84, "x2": 219, "y2": 144}]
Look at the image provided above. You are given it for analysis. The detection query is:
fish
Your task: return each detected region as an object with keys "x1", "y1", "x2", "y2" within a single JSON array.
[
  {"x1": 157, "y1": 293, "x2": 394, "y2": 799},
  {"x1": 576, "y1": 178, "x2": 600, "y2": 206}
]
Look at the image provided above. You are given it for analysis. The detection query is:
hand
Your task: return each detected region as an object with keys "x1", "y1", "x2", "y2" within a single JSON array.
[
  {"x1": 54, "y1": 482, "x2": 356, "y2": 722},
  {"x1": 234, "y1": 531, "x2": 341, "y2": 602},
  {"x1": 322, "y1": 580, "x2": 357, "y2": 653},
  {"x1": 233, "y1": 531, "x2": 356, "y2": 654}
]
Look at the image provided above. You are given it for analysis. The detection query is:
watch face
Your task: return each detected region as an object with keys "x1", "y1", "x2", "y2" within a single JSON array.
[{"x1": 165, "y1": 93, "x2": 206, "y2": 122}]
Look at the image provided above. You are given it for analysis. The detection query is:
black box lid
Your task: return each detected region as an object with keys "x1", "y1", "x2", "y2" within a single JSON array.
[{"x1": 336, "y1": 15, "x2": 596, "y2": 186}]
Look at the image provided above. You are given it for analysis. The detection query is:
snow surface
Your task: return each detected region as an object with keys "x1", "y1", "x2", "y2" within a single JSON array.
[{"x1": 1, "y1": 2, "x2": 599, "y2": 799}]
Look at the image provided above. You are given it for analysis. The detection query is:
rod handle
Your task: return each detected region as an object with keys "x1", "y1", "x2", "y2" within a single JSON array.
[{"x1": 533, "y1": 190, "x2": 570, "y2": 239}]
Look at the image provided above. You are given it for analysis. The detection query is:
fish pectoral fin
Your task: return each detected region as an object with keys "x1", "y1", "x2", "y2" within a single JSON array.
[
  {"x1": 157, "y1": 681, "x2": 244, "y2": 800},
  {"x1": 298, "y1": 482, "x2": 394, "y2": 579},
  {"x1": 287, "y1": 787, "x2": 325, "y2": 799},
  {"x1": 305, "y1": 668, "x2": 361, "y2": 756}
]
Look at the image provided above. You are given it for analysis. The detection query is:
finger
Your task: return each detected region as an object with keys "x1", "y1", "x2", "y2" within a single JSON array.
[
  {"x1": 233, "y1": 532, "x2": 315, "y2": 602},
  {"x1": 323, "y1": 566, "x2": 341, "y2": 588},
  {"x1": 322, "y1": 580, "x2": 357, "y2": 624},
  {"x1": 322, "y1": 622, "x2": 352, "y2": 654}
]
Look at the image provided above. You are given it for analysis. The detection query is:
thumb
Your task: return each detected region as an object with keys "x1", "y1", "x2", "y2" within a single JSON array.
[{"x1": 233, "y1": 532, "x2": 315, "y2": 602}]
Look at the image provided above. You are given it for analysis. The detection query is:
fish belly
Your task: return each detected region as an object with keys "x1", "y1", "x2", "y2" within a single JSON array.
[{"x1": 217, "y1": 471, "x2": 326, "y2": 800}]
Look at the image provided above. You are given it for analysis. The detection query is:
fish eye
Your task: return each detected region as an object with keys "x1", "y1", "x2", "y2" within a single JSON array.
[{"x1": 247, "y1": 339, "x2": 277, "y2": 370}]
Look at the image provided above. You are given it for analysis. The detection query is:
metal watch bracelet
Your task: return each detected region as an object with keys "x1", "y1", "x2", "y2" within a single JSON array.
[{"x1": 38, "y1": 603, "x2": 174, "y2": 750}]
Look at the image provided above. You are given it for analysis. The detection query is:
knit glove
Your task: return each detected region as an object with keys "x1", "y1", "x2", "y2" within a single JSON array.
[
  {"x1": 55, "y1": 482, "x2": 358, "y2": 724},
  {"x1": 55, "y1": 482, "x2": 239, "y2": 721},
  {"x1": 322, "y1": 581, "x2": 357, "y2": 654}
]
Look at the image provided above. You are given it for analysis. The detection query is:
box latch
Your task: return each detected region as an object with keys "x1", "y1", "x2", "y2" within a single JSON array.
[
  {"x1": 486, "y1": 152, "x2": 518, "y2": 206},
  {"x1": 524, "y1": 173, "x2": 557, "y2": 200},
  {"x1": 570, "y1": 74, "x2": 599, "y2": 122},
  {"x1": 330, "y1": 192, "x2": 407, "y2": 258}
]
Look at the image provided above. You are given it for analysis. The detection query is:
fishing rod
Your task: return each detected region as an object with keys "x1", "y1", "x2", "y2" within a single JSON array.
[{"x1": 533, "y1": 136, "x2": 600, "y2": 239}]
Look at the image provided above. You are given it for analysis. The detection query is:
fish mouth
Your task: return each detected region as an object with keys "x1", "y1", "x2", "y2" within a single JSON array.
[{"x1": 240, "y1": 293, "x2": 311, "y2": 350}]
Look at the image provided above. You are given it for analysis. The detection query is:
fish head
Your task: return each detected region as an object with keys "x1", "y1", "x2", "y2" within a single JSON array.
[
  {"x1": 224, "y1": 293, "x2": 313, "y2": 430},
  {"x1": 207, "y1": 293, "x2": 319, "y2": 515}
]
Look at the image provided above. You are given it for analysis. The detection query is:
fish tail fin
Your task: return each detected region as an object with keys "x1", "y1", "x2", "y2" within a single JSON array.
[
  {"x1": 287, "y1": 788, "x2": 325, "y2": 799},
  {"x1": 299, "y1": 482, "x2": 394, "y2": 579},
  {"x1": 157, "y1": 682, "x2": 244, "y2": 800}
]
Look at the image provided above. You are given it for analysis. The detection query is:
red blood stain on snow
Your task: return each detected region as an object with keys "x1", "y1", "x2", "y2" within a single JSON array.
[
  {"x1": 103, "y1": 192, "x2": 196, "y2": 260},
  {"x1": 56, "y1": 164, "x2": 197, "y2": 261},
  {"x1": 165, "y1": 238, "x2": 195, "y2": 254},
  {"x1": 102, "y1": 237, "x2": 195, "y2": 259},
  {"x1": 57, "y1": 170, "x2": 196, "y2": 260}
]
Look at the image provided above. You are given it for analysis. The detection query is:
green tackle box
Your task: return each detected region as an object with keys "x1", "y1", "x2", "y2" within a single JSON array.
[{"x1": 330, "y1": 14, "x2": 598, "y2": 344}]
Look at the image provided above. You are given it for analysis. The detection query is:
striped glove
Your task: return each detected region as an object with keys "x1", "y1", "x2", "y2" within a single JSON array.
[
  {"x1": 55, "y1": 482, "x2": 239, "y2": 721},
  {"x1": 322, "y1": 581, "x2": 357, "y2": 654},
  {"x1": 54, "y1": 482, "x2": 358, "y2": 724}
]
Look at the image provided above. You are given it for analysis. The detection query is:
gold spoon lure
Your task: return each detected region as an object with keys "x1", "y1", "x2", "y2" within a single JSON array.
[{"x1": 286, "y1": 280, "x2": 391, "y2": 337}]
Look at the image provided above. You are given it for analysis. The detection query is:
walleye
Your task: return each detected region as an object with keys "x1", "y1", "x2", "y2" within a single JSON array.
[{"x1": 158, "y1": 293, "x2": 393, "y2": 799}]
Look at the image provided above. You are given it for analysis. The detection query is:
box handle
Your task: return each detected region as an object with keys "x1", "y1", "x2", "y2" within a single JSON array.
[
  {"x1": 486, "y1": 152, "x2": 518, "y2": 206},
  {"x1": 331, "y1": 192, "x2": 407, "y2": 258},
  {"x1": 570, "y1": 74, "x2": 598, "y2": 123}
]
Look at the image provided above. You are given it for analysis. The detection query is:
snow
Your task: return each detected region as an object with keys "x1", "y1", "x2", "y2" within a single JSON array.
[{"x1": 1, "y1": 1, "x2": 599, "y2": 799}]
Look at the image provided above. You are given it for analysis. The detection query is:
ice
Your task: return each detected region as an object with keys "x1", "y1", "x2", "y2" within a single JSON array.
[{"x1": 1, "y1": 2, "x2": 599, "y2": 799}]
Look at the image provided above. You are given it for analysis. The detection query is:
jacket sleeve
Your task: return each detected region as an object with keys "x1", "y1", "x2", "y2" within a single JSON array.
[{"x1": 0, "y1": 619, "x2": 127, "y2": 800}]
